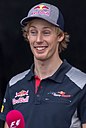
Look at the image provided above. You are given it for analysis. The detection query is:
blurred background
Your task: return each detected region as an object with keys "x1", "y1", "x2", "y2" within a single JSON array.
[{"x1": 0, "y1": 0, "x2": 86, "y2": 119}]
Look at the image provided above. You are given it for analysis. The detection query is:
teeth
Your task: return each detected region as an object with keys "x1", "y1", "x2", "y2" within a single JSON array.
[{"x1": 36, "y1": 47, "x2": 45, "y2": 50}]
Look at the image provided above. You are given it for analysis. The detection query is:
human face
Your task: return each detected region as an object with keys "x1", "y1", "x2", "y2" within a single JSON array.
[{"x1": 27, "y1": 19, "x2": 63, "y2": 61}]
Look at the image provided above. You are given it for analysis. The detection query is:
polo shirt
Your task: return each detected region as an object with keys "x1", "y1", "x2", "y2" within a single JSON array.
[{"x1": 0, "y1": 60, "x2": 86, "y2": 128}]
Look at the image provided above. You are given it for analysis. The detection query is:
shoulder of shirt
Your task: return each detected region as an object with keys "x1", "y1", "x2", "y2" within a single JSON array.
[
  {"x1": 9, "y1": 69, "x2": 30, "y2": 87},
  {"x1": 66, "y1": 67, "x2": 86, "y2": 89}
]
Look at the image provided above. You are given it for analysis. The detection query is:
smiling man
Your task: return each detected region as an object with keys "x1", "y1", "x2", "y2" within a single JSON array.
[{"x1": 0, "y1": 2, "x2": 86, "y2": 128}]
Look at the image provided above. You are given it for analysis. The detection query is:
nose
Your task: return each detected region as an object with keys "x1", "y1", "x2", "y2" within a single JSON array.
[{"x1": 36, "y1": 32, "x2": 43, "y2": 43}]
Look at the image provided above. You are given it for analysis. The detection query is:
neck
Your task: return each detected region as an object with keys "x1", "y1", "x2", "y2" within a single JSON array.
[{"x1": 34, "y1": 56, "x2": 63, "y2": 80}]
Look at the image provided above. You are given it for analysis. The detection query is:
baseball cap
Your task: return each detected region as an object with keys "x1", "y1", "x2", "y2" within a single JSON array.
[{"x1": 20, "y1": 3, "x2": 64, "y2": 30}]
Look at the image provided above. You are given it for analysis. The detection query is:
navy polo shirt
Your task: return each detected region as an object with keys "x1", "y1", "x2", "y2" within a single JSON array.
[{"x1": 0, "y1": 60, "x2": 86, "y2": 128}]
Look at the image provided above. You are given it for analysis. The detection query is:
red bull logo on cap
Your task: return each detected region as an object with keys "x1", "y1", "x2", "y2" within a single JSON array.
[
  {"x1": 31, "y1": 4, "x2": 50, "y2": 16},
  {"x1": 34, "y1": 5, "x2": 49, "y2": 10}
]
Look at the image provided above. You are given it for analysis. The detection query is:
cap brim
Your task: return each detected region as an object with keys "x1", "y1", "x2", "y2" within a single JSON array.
[{"x1": 20, "y1": 16, "x2": 59, "y2": 28}]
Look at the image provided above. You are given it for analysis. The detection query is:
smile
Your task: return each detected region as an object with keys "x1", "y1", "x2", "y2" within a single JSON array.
[{"x1": 34, "y1": 46, "x2": 48, "y2": 51}]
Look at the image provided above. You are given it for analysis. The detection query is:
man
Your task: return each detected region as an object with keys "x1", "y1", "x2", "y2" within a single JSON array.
[{"x1": 0, "y1": 2, "x2": 86, "y2": 128}]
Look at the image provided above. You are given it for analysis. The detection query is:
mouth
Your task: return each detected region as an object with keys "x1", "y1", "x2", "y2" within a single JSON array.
[{"x1": 34, "y1": 46, "x2": 48, "y2": 51}]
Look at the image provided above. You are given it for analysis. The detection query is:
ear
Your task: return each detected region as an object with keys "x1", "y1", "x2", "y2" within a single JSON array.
[{"x1": 57, "y1": 32, "x2": 64, "y2": 42}]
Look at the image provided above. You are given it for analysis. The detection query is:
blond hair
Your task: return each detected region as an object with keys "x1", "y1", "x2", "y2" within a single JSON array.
[{"x1": 55, "y1": 27, "x2": 70, "y2": 53}]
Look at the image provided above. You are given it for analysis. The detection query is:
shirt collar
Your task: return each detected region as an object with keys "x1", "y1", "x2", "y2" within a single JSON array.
[
  {"x1": 48, "y1": 60, "x2": 72, "y2": 83},
  {"x1": 25, "y1": 60, "x2": 72, "y2": 83},
  {"x1": 25, "y1": 64, "x2": 35, "y2": 80}
]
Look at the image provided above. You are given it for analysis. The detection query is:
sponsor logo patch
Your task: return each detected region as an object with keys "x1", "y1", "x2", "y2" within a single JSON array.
[
  {"x1": 31, "y1": 4, "x2": 50, "y2": 16},
  {"x1": 15, "y1": 90, "x2": 29, "y2": 98},
  {"x1": 48, "y1": 91, "x2": 71, "y2": 98},
  {"x1": 12, "y1": 90, "x2": 29, "y2": 105}
]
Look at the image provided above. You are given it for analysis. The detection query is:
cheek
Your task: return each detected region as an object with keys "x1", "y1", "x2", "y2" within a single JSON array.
[
  {"x1": 50, "y1": 39, "x2": 59, "y2": 51},
  {"x1": 27, "y1": 37, "x2": 33, "y2": 46},
  {"x1": 27, "y1": 35, "x2": 33, "y2": 42},
  {"x1": 28, "y1": 35, "x2": 36, "y2": 44},
  {"x1": 51, "y1": 38, "x2": 58, "y2": 47}
]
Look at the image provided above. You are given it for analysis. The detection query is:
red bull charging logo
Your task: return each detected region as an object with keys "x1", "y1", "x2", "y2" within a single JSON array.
[
  {"x1": 15, "y1": 90, "x2": 29, "y2": 98},
  {"x1": 34, "y1": 5, "x2": 49, "y2": 10},
  {"x1": 31, "y1": 4, "x2": 50, "y2": 16},
  {"x1": 12, "y1": 90, "x2": 29, "y2": 105}
]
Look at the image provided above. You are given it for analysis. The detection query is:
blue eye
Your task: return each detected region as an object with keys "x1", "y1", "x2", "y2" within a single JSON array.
[
  {"x1": 29, "y1": 30, "x2": 37, "y2": 36},
  {"x1": 43, "y1": 30, "x2": 51, "y2": 35}
]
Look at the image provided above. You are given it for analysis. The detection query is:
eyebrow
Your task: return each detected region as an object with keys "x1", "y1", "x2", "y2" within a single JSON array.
[{"x1": 29, "y1": 26, "x2": 36, "y2": 28}]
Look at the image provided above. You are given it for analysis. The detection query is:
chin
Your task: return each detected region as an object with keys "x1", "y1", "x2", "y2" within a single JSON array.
[{"x1": 35, "y1": 56, "x2": 47, "y2": 61}]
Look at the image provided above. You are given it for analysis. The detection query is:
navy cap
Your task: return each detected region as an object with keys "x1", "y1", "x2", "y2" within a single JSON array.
[{"x1": 20, "y1": 3, "x2": 64, "y2": 30}]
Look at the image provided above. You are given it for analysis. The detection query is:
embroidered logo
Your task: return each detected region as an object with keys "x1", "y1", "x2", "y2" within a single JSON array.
[
  {"x1": 12, "y1": 90, "x2": 29, "y2": 105},
  {"x1": 34, "y1": 5, "x2": 49, "y2": 10},
  {"x1": 48, "y1": 91, "x2": 71, "y2": 98},
  {"x1": 31, "y1": 4, "x2": 50, "y2": 16},
  {"x1": 15, "y1": 90, "x2": 29, "y2": 98}
]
